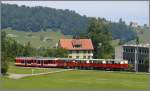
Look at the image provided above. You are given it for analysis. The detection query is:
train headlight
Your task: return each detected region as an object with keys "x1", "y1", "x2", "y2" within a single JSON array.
[
  {"x1": 124, "y1": 61, "x2": 128, "y2": 64},
  {"x1": 102, "y1": 61, "x2": 106, "y2": 64},
  {"x1": 120, "y1": 61, "x2": 124, "y2": 64},
  {"x1": 86, "y1": 60, "x2": 89, "y2": 63}
]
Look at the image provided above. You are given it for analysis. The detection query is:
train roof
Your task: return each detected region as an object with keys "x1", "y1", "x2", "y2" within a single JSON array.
[{"x1": 15, "y1": 57, "x2": 127, "y2": 62}]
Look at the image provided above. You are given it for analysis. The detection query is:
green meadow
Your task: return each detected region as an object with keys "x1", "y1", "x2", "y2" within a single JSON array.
[
  {"x1": 4, "y1": 28, "x2": 72, "y2": 48},
  {"x1": 0, "y1": 63, "x2": 149, "y2": 90}
]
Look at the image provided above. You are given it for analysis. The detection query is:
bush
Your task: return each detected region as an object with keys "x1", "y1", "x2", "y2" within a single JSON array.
[
  {"x1": 127, "y1": 64, "x2": 134, "y2": 72},
  {"x1": 1, "y1": 61, "x2": 8, "y2": 75}
]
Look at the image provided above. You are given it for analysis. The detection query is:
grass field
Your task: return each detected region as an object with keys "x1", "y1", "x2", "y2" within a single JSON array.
[
  {"x1": 4, "y1": 28, "x2": 121, "y2": 48},
  {"x1": 0, "y1": 63, "x2": 149, "y2": 90},
  {"x1": 4, "y1": 28, "x2": 72, "y2": 48},
  {"x1": 8, "y1": 62, "x2": 62, "y2": 74}
]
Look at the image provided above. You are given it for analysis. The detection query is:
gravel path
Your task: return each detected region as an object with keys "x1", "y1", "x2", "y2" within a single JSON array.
[{"x1": 8, "y1": 69, "x2": 73, "y2": 79}]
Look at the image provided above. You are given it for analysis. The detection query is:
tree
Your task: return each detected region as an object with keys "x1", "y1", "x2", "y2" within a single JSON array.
[
  {"x1": 23, "y1": 41, "x2": 35, "y2": 57},
  {"x1": 54, "y1": 48, "x2": 68, "y2": 57},
  {"x1": 2, "y1": 4, "x2": 136, "y2": 42},
  {"x1": 143, "y1": 56, "x2": 149, "y2": 72},
  {"x1": 44, "y1": 48, "x2": 68, "y2": 57},
  {"x1": 1, "y1": 60, "x2": 8, "y2": 75},
  {"x1": 136, "y1": 36, "x2": 139, "y2": 44},
  {"x1": 1, "y1": 31, "x2": 9, "y2": 75},
  {"x1": 84, "y1": 18, "x2": 114, "y2": 58}
]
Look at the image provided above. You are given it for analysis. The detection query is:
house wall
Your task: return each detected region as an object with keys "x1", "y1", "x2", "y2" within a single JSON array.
[{"x1": 68, "y1": 50, "x2": 93, "y2": 59}]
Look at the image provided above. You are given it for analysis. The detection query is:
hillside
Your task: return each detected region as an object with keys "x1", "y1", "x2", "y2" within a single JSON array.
[
  {"x1": 2, "y1": 3, "x2": 137, "y2": 42},
  {"x1": 126, "y1": 27, "x2": 150, "y2": 44},
  {"x1": 137, "y1": 28, "x2": 150, "y2": 43},
  {"x1": 1, "y1": 3, "x2": 89, "y2": 36},
  {"x1": 4, "y1": 28, "x2": 72, "y2": 48}
]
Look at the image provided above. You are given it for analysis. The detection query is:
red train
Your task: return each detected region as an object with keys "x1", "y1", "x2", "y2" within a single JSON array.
[{"x1": 15, "y1": 57, "x2": 128, "y2": 71}]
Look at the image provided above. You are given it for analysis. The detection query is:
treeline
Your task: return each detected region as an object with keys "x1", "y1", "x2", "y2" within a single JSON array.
[
  {"x1": 1, "y1": 31, "x2": 68, "y2": 75},
  {"x1": 1, "y1": 3, "x2": 88, "y2": 36},
  {"x1": 109, "y1": 19, "x2": 136, "y2": 41},
  {"x1": 2, "y1": 3, "x2": 136, "y2": 42},
  {"x1": 79, "y1": 18, "x2": 114, "y2": 59}
]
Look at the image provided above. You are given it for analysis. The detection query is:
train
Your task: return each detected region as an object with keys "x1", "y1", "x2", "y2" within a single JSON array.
[{"x1": 15, "y1": 57, "x2": 128, "y2": 71}]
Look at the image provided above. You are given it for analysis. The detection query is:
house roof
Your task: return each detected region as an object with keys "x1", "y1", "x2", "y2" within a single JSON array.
[{"x1": 59, "y1": 39, "x2": 94, "y2": 50}]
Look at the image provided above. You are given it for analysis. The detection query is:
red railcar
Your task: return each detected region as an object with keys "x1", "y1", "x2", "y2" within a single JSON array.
[{"x1": 15, "y1": 57, "x2": 128, "y2": 71}]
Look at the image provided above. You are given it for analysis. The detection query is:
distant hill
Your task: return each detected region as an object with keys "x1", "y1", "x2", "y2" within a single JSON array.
[
  {"x1": 2, "y1": 3, "x2": 137, "y2": 42},
  {"x1": 137, "y1": 28, "x2": 150, "y2": 43},
  {"x1": 1, "y1": 3, "x2": 89, "y2": 36},
  {"x1": 4, "y1": 28, "x2": 72, "y2": 48},
  {"x1": 125, "y1": 27, "x2": 150, "y2": 44}
]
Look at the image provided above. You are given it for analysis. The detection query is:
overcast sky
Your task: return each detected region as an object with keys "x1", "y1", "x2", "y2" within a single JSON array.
[{"x1": 2, "y1": 1, "x2": 149, "y2": 26}]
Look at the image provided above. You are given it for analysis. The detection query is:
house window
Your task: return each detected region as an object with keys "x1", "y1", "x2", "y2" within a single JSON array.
[
  {"x1": 76, "y1": 50, "x2": 79, "y2": 53},
  {"x1": 88, "y1": 56, "x2": 91, "y2": 59},
  {"x1": 74, "y1": 45, "x2": 81, "y2": 48},
  {"x1": 83, "y1": 56, "x2": 86, "y2": 59},
  {"x1": 69, "y1": 50, "x2": 72, "y2": 54},
  {"x1": 83, "y1": 50, "x2": 87, "y2": 53},
  {"x1": 76, "y1": 56, "x2": 79, "y2": 58},
  {"x1": 69, "y1": 56, "x2": 72, "y2": 58}
]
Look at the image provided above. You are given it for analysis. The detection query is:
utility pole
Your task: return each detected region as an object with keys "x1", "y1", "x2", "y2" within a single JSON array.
[
  {"x1": 149, "y1": 43, "x2": 150, "y2": 73},
  {"x1": 134, "y1": 45, "x2": 138, "y2": 72},
  {"x1": 135, "y1": 37, "x2": 139, "y2": 73}
]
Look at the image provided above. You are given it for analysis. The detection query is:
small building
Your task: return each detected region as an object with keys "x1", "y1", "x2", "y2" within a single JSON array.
[
  {"x1": 130, "y1": 22, "x2": 138, "y2": 27},
  {"x1": 58, "y1": 39, "x2": 94, "y2": 59},
  {"x1": 122, "y1": 44, "x2": 149, "y2": 72}
]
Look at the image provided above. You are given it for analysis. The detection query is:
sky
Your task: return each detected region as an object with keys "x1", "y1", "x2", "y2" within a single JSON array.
[{"x1": 2, "y1": 1, "x2": 149, "y2": 26}]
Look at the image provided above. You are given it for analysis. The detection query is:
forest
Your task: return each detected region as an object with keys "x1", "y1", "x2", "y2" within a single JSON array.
[{"x1": 2, "y1": 3, "x2": 137, "y2": 42}]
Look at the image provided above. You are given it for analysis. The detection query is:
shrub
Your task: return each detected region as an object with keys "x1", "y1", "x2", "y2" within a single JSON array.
[{"x1": 1, "y1": 61, "x2": 8, "y2": 75}]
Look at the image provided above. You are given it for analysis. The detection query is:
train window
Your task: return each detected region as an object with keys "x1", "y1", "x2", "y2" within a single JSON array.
[
  {"x1": 21, "y1": 61, "x2": 24, "y2": 64},
  {"x1": 44, "y1": 61, "x2": 48, "y2": 64},
  {"x1": 48, "y1": 60, "x2": 51, "y2": 64},
  {"x1": 112, "y1": 61, "x2": 115, "y2": 64},
  {"x1": 37, "y1": 61, "x2": 40, "y2": 64},
  {"x1": 27, "y1": 61, "x2": 31, "y2": 64}
]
